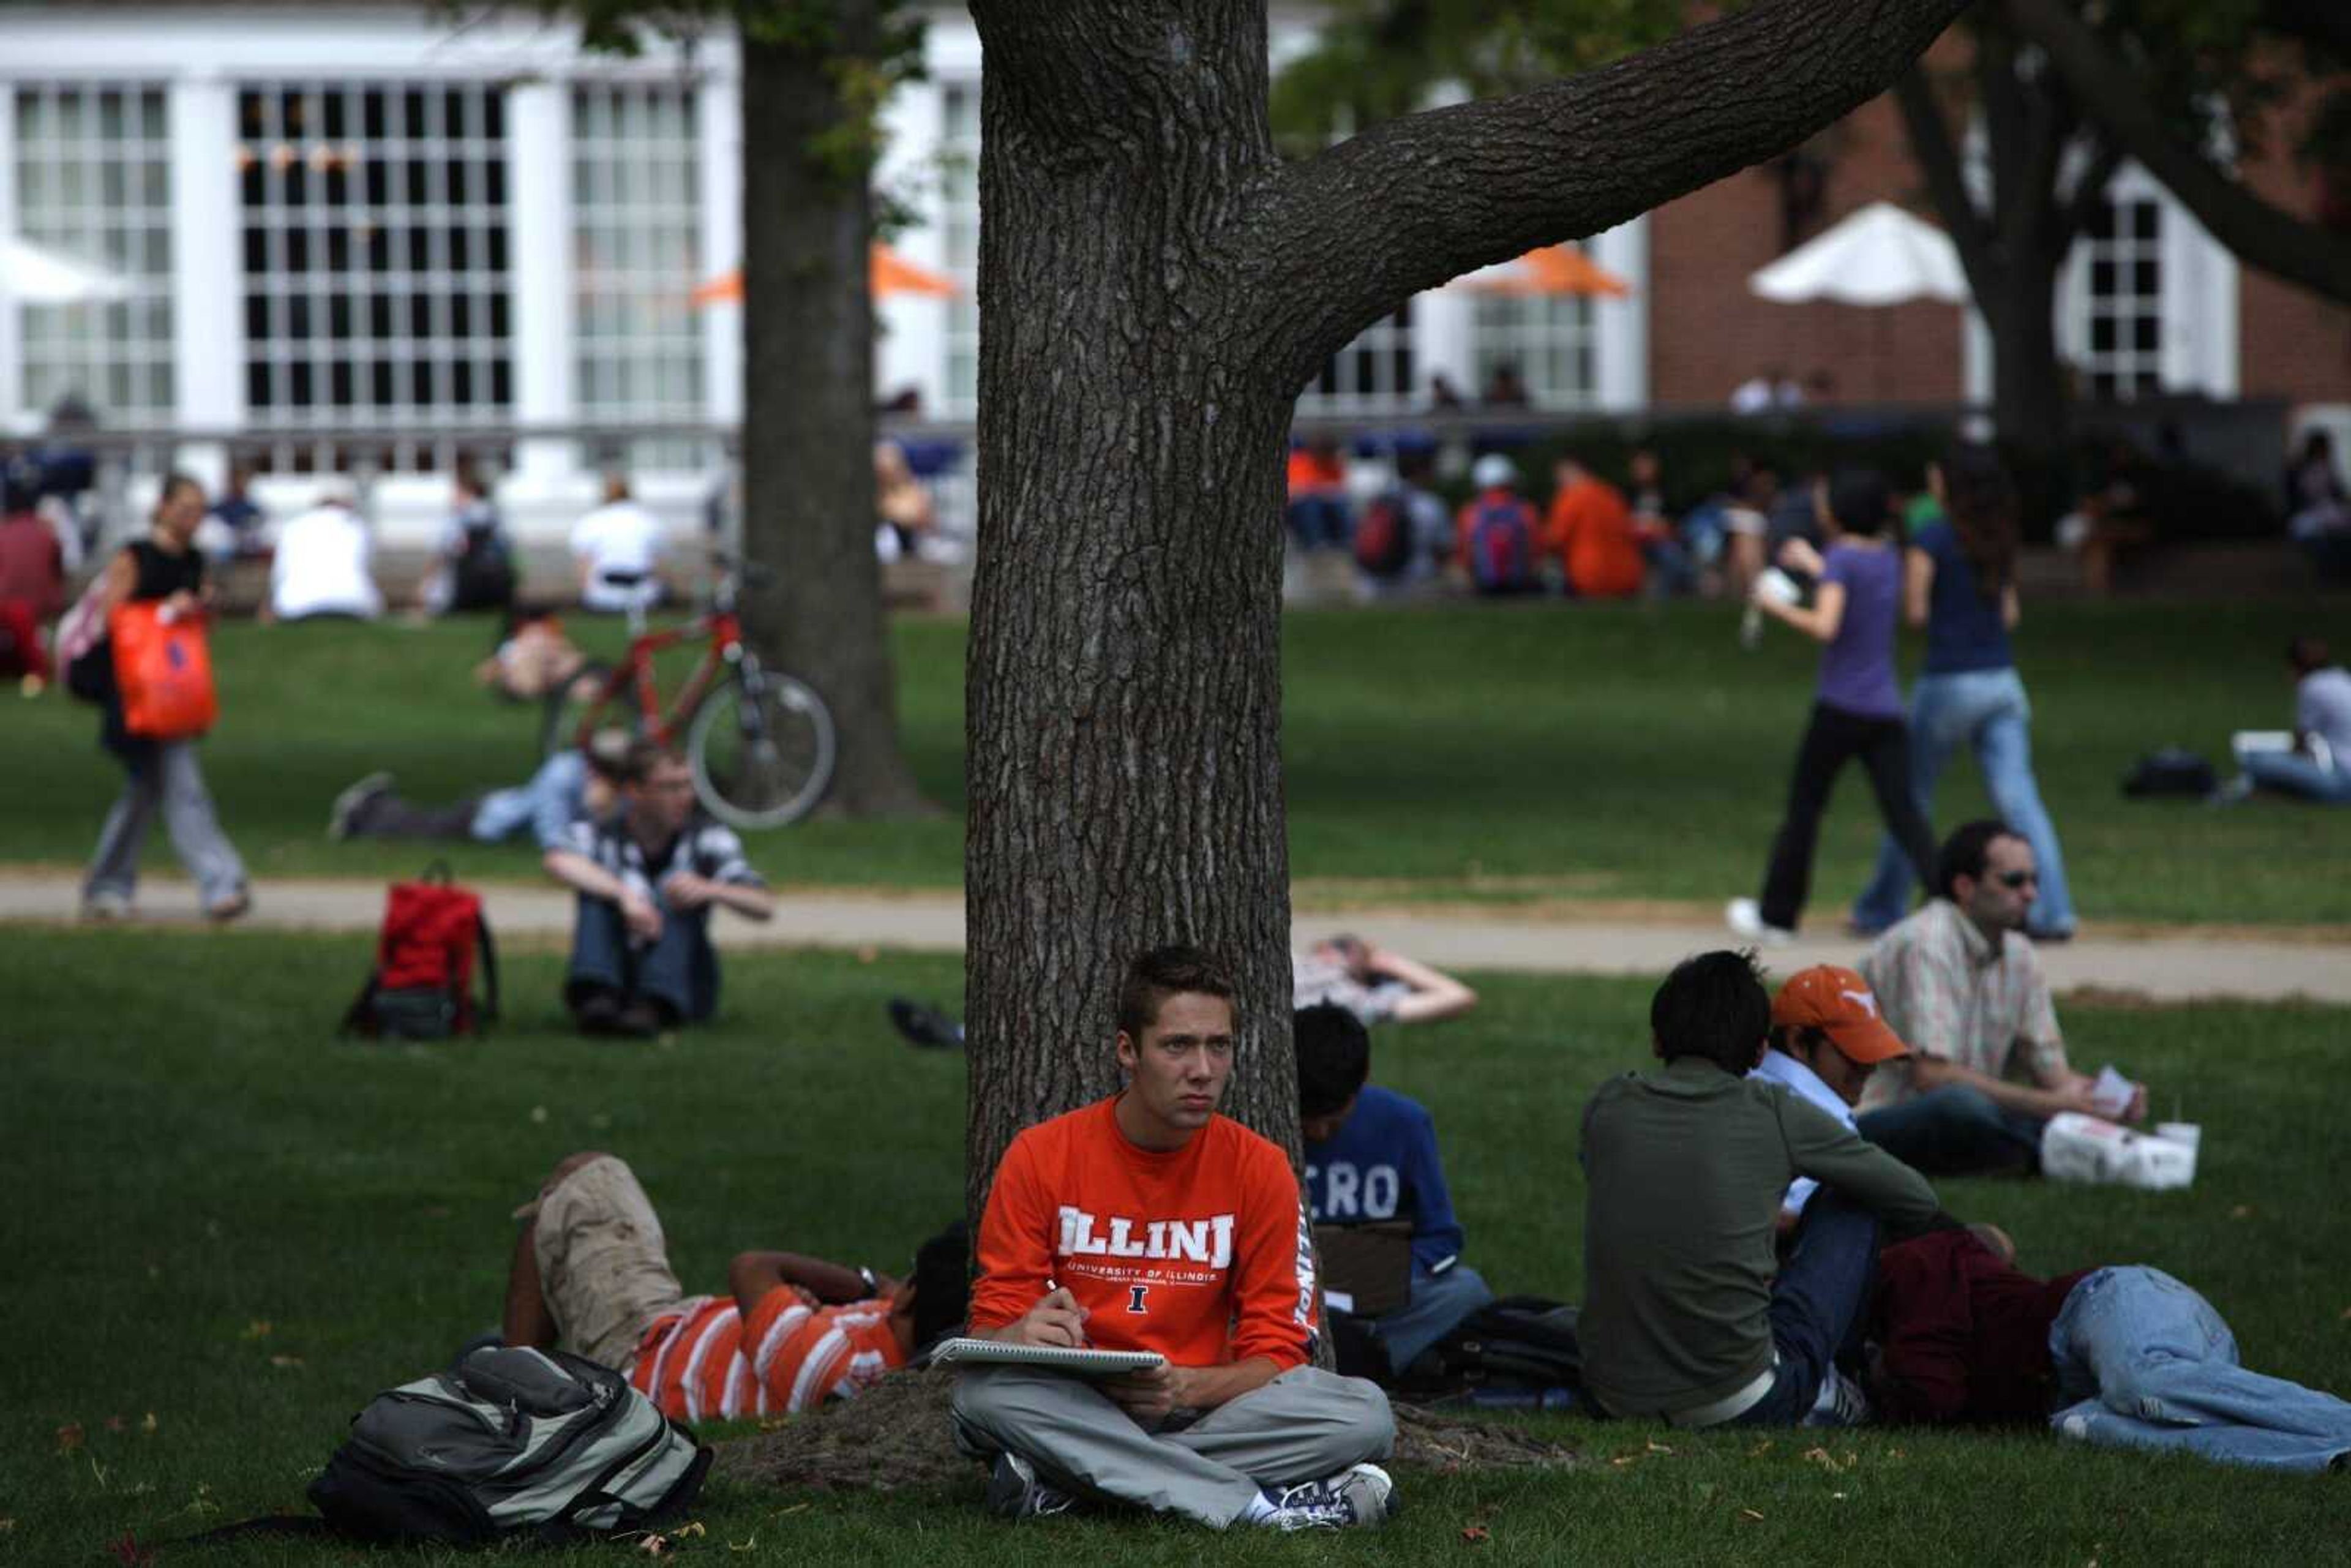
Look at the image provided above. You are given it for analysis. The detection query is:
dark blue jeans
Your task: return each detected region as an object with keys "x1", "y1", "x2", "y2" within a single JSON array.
[
  {"x1": 564, "y1": 892, "x2": 720, "y2": 1022},
  {"x1": 1733, "y1": 1193, "x2": 1882, "y2": 1426},
  {"x1": 1857, "y1": 1084, "x2": 2043, "y2": 1177}
]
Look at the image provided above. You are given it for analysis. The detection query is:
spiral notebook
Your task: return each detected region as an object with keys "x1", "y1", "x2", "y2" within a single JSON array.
[{"x1": 926, "y1": 1338, "x2": 1165, "y2": 1375}]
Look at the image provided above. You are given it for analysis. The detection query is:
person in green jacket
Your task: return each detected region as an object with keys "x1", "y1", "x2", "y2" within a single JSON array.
[{"x1": 1580, "y1": 950, "x2": 1949, "y2": 1429}]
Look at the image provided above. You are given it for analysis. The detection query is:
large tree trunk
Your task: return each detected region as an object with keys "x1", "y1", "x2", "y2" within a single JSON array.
[
  {"x1": 961, "y1": 0, "x2": 1976, "y2": 1217},
  {"x1": 739, "y1": 14, "x2": 932, "y2": 819}
]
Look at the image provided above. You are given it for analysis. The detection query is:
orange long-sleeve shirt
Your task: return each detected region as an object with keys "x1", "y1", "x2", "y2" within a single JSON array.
[
  {"x1": 969, "y1": 1096, "x2": 1319, "y2": 1371},
  {"x1": 1546, "y1": 477, "x2": 1646, "y2": 599}
]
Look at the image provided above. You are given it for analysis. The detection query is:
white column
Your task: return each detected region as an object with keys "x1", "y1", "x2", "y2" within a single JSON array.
[
  {"x1": 699, "y1": 71, "x2": 741, "y2": 427},
  {"x1": 169, "y1": 74, "x2": 241, "y2": 478},
  {"x1": 1591, "y1": 215, "x2": 1649, "y2": 412},
  {"x1": 506, "y1": 80, "x2": 576, "y2": 493},
  {"x1": 0, "y1": 84, "x2": 21, "y2": 435}
]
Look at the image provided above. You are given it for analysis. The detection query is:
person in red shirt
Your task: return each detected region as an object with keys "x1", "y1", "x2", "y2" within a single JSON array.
[
  {"x1": 502, "y1": 1150, "x2": 967, "y2": 1424},
  {"x1": 1544, "y1": 455, "x2": 1646, "y2": 599},
  {"x1": 0, "y1": 456, "x2": 64, "y2": 686},
  {"x1": 1871, "y1": 1227, "x2": 2351, "y2": 1472},
  {"x1": 952, "y1": 945, "x2": 1396, "y2": 1531}
]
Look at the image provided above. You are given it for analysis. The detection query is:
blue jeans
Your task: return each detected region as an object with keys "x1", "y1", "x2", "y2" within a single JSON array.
[
  {"x1": 1372, "y1": 1263, "x2": 1496, "y2": 1376},
  {"x1": 2049, "y1": 1267, "x2": 2351, "y2": 1474},
  {"x1": 1731, "y1": 1194, "x2": 1881, "y2": 1427},
  {"x1": 2243, "y1": 751, "x2": 2351, "y2": 805},
  {"x1": 565, "y1": 890, "x2": 720, "y2": 1022},
  {"x1": 1853, "y1": 667, "x2": 2077, "y2": 937},
  {"x1": 471, "y1": 750, "x2": 590, "y2": 849},
  {"x1": 1856, "y1": 1084, "x2": 2044, "y2": 1177}
]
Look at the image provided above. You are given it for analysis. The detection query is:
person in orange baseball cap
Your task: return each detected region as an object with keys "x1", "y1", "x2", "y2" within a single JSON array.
[{"x1": 1753, "y1": 966, "x2": 1913, "y2": 1222}]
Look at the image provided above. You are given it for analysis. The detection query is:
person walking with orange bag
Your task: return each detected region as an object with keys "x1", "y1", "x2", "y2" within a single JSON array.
[{"x1": 80, "y1": 473, "x2": 249, "y2": 921}]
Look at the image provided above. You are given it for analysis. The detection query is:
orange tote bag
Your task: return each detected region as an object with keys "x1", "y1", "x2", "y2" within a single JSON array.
[{"x1": 109, "y1": 602, "x2": 219, "y2": 740}]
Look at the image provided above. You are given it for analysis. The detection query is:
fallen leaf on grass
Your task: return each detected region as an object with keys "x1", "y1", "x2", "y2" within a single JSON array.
[
  {"x1": 141, "y1": 1413, "x2": 157, "y2": 1435},
  {"x1": 1745, "y1": 1440, "x2": 1773, "y2": 1458},
  {"x1": 269, "y1": 1354, "x2": 305, "y2": 1369},
  {"x1": 729, "y1": 1536, "x2": 757, "y2": 1553},
  {"x1": 530, "y1": 1106, "x2": 549, "y2": 1124},
  {"x1": 1831, "y1": 1491, "x2": 1848, "y2": 1501},
  {"x1": 1646, "y1": 1440, "x2": 1674, "y2": 1455},
  {"x1": 0, "y1": 1515, "x2": 15, "y2": 1532},
  {"x1": 1740, "y1": 1508, "x2": 1765, "y2": 1522},
  {"x1": 772, "y1": 1503, "x2": 811, "y2": 1518},
  {"x1": 56, "y1": 1422, "x2": 85, "y2": 1453},
  {"x1": 1461, "y1": 1525, "x2": 1491, "y2": 1545},
  {"x1": 1802, "y1": 1446, "x2": 1853, "y2": 1474},
  {"x1": 2230, "y1": 1206, "x2": 2253, "y2": 1220},
  {"x1": 241, "y1": 1320, "x2": 272, "y2": 1340},
  {"x1": 675, "y1": 1522, "x2": 706, "y2": 1539}
]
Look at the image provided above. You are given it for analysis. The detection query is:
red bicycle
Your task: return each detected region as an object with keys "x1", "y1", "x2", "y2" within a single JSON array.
[{"x1": 546, "y1": 557, "x2": 836, "y2": 830}]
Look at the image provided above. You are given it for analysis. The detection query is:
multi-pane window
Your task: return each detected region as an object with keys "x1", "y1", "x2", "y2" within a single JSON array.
[
  {"x1": 938, "y1": 81, "x2": 980, "y2": 416},
  {"x1": 571, "y1": 82, "x2": 702, "y2": 467},
  {"x1": 2079, "y1": 197, "x2": 2163, "y2": 402},
  {"x1": 237, "y1": 82, "x2": 512, "y2": 432},
  {"x1": 13, "y1": 84, "x2": 174, "y2": 422},
  {"x1": 1299, "y1": 301, "x2": 1417, "y2": 414},
  {"x1": 1474, "y1": 294, "x2": 1597, "y2": 410}
]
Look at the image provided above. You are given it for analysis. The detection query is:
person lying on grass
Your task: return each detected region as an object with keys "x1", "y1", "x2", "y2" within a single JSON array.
[
  {"x1": 1292, "y1": 933, "x2": 1477, "y2": 1026},
  {"x1": 951, "y1": 944, "x2": 1398, "y2": 1531},
  {"x1": 502, "y1": 1150, "x2": 967, "y2": 1422},
  {"x1": 1870, "y1": 1225, "x2": 2351, "y2": 1474},
  {"x1": 1580, "y1": 950, "x2": 1960, "y2": 1430}
]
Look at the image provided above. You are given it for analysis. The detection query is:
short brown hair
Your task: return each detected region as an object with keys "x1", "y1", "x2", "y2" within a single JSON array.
[
  {"x1": 1116, "y1": 945, "x2": 1236, "y2": 1040},
  {"x1": 621, "y1": 738, "x2": 687, "y2": 786}
]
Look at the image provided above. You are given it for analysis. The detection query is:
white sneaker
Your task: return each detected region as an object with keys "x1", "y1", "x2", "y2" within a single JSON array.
[
  {"x1": 1259, "y1": 1463, "x2": 1395, "y2": 1530},
  {"x1": 1725, "y1": 898, "x2": 1795, "y2": 947},
  {"x1": 80, "y1": 890, "x2": 131, "y2": 922},
  {"x1": 327, "y1": 771, "x2": 394, "y2": 840},
  {"x1": 1804, "y1": 1367, "x2": 1872, "y2": 1428}
]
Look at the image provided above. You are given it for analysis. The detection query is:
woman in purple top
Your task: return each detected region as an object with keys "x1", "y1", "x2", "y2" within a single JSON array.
[
  {"x1": 1850, "y1": 443, "x2": 2075, "y2": 939},
  {"x1": 1729, "y1": 469, "x2": 1937, "y2": 941}
]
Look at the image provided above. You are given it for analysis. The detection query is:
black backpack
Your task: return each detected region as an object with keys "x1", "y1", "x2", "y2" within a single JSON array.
[
  {"x1": 449, "y1": 511, "x2": 517, "y2": 612},
  {"x1": 2121, "y1": 747, "x2": 2217, "y2": 798},
  {"x1": 190, "y1": 1346, "x2": 711, "y2": 1550},
  {"x1": 1397, "y1": 1295, "x2": 1584, "y2": 1400}
]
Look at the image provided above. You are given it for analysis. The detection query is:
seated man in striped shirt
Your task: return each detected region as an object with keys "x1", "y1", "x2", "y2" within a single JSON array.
[
  {"x1": 501, "y1": 1150, "x2": 969, "y2": 1424},
  {"x1": 542, "y1": 741, "x2": 776, "y2": 1039}
]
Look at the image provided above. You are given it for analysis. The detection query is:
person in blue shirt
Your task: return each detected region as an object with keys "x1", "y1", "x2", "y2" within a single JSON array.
[
  {"x1": 327, "y1": 729, "x2": 630, "y2": 852},
  {"x1": 1295, "y1": 1002, "x2": 1493, "y2": 1376}
]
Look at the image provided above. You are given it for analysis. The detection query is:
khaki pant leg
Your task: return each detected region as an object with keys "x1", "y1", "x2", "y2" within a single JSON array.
[{"x1": 521, "y1": 1155, "x2": 688, "y2": 1370}]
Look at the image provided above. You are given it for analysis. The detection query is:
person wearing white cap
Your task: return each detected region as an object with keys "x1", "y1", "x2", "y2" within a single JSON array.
[{"x1": 1453, "y1": 454, "x2": 1540, "y2": 596}]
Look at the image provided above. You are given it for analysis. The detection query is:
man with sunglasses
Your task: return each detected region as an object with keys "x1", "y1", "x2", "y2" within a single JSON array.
[{"x1": 1852, "y1": 820, "x2": 2149, "y2": 1176}]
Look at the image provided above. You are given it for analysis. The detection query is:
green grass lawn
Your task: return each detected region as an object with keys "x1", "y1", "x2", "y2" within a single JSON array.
[
  {"x1": 8, "y1": 597, "x2": 2349, "y2": 923},
  {"x1": 6, "y1": 932, "x2": 2349, "y2": 1563}
]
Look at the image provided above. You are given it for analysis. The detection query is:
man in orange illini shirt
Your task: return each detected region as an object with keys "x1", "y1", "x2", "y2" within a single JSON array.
[
  {"x1": 1545, "y1": 454, "x2": 1646, "y2": 599},
  {"x1": 950, "y1": 945, "x2": 1397, "y2": 1531}
]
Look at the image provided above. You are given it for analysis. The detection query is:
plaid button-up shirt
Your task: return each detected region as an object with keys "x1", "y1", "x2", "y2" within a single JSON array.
[{"x1": 1856, "y1": 900, "x2": 2066, "y2": 1112}]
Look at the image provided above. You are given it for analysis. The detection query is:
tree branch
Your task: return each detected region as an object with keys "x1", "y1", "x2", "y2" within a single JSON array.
[
  {"x1": 1232, "y1": 0, "x2": 1976, "y2": 383},
  {"x1": 1893, "y1": 65, "x2": 2001, "y2": 301},
  {"x1": 2004, "y1": 0, "x2": 2351, "y2": 306},
  {"x1": 2053, "y1": 135, "x2": 2124, "y2": 252}
]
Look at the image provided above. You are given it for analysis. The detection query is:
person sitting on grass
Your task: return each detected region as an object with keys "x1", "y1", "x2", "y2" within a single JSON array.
[
  {"x1": 543, "y1": 741, "x2": 775, "y2": 1038},
  {"x1": 950, "y1": 945, "x2": 1397, "y2": 1531},
  {"x1": 1856, "y1": 820, "x2": 2149, "y2": 1177},
  {"x1": 1579, "y1": 950, "x2": 1950, "y2": 1430},
  {"x1": 1750, "y1": 964, "x2": 1914, "y2": 1229},
  {"x1": 2211, "y1": 636, "x2": 2351, "y2": 807},
  {"x1": 1869, "y1": 1225, "x2": 2351, "y2": 1473},
  {"x1": 328, "y1": 728, "x2": 630, "y2": 852},
  {"x1": 503, "y1": 1150, "x2": 967, "y2": 1422},
  {"x1": 1296, "y1": 1001, "x2": 1494, "y2": 1379},
  {"x1": 1292, "y1": 933, "x2": 1477, "y2": 1027}
]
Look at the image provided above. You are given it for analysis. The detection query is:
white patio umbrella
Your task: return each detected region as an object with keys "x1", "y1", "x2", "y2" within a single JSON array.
[
  {"x1": 1746, "y1": 203, "x2": 1968, "y2": 399},
  {"x1": 1, "y1": 235, "x2": 135, "y2": 306}
]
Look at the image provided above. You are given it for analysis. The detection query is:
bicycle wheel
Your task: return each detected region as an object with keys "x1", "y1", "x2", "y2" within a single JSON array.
[{"x1": 687, "y1": 670, "x2": 837, "y2": 830}]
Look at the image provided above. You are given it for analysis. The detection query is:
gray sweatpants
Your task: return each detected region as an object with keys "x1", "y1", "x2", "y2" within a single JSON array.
[
  {"x1": 950, "y1": 1363, "x2": 1394, "y2": 1528},
  {"x1": 85, "y1": 740, "x2": 247, "y2": 907}
]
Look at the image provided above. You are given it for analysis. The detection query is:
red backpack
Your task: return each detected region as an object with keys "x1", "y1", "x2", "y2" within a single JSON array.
[{"x1": 342, "y1": 864, "x2": 500, "y2": 1040}]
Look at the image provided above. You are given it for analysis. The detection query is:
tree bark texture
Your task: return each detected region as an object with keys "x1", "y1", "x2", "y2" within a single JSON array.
[
  {"x1": 740, "y1": 14, "x2": 932, "y2": 819},
  {"x1": 959, "y1": 0, "x2": 1976, "y2": 1220},
  {"x1": 2003, "y1": 0, "x2": 2351, "y2": 309},
  {"x1": 1895, "y1": 41, "x2": 2115, "y2": 500}
]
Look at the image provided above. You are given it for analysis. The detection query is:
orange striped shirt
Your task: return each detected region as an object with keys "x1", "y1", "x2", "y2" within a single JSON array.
[{"x1": 627, "y1": 1289, "x2": 903, "y2": 1424}]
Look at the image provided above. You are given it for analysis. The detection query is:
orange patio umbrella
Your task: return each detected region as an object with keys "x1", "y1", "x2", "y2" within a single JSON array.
[
  {"x1": 1449, "y1": 244, "x2": 1632, "y2": 298},
  {"x1": 691, "y1": 243, "x2": 960, "y2": 306}
]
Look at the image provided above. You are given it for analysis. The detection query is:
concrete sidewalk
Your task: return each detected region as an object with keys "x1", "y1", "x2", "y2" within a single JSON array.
[{"x1": 4, "y1": 872, "x2": 2344, "y2": 1005}]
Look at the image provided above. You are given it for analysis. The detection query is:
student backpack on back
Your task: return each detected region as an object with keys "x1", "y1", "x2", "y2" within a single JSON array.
[
  {"x1": 449, "y1": 515, "x2": 517, "y2": 612},
  {"x1": 1352, "y1": 489, "x2": 1416, "y2": 579},
  {"x1": 342, "y1": 862, "x2": 499, "y2": 1040},
  {"x1": 1467, "y1": 497, "x2": 1535, "y2": 592}
]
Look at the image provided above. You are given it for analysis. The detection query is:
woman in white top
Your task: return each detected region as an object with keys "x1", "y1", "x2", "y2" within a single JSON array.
[{"x1": 569, "y1": 471, "x2": 667, "y2": 614}]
